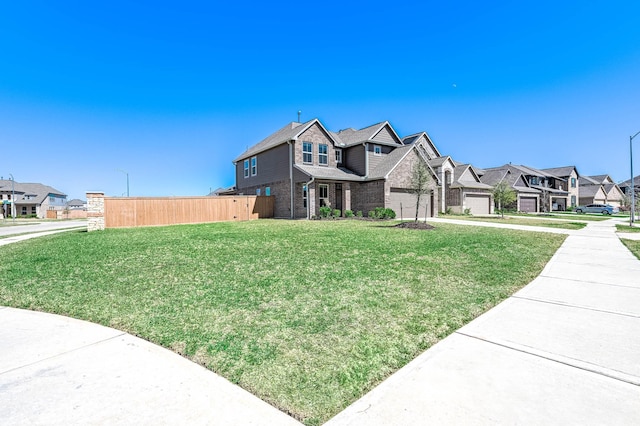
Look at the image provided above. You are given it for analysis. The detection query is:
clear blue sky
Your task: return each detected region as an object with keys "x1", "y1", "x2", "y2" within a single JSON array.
[{"x1": 2, "y1": 1, "x2": 639, "y2": 200}]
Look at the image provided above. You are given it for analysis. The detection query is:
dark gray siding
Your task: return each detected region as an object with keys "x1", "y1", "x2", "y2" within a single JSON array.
[
  {"x1": 236, "y1": 144, "x2": 290, "y2": 191},
  {"x1": 367, "y1": 144, "x2": 394, "y2": 173},
  {"x1": 344, "y1": 145, "x2": 366, "y2": 176},
  {"x1": 372, "y1": 126, "x2": 398, "y2": 144}
]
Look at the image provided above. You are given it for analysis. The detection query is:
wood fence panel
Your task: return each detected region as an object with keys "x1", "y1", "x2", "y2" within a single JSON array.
[{"x1": 103, "y1": 196, "x2": 273, "y2": 228}]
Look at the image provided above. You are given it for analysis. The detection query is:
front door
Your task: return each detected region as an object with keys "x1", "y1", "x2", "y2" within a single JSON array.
[{"x1": 335, "y1": 183, "x2": 342, "y2": 213}]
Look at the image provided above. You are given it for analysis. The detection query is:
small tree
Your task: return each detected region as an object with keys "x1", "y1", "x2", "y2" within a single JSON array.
[
  {"x1": 409, "y1": 161, "x2": 431, "y2": 222},
  {"x1": 492, "y1": 180, "x2": 516, "y2": 218}
]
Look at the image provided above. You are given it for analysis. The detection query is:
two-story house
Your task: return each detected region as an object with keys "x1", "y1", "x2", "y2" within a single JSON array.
[
  {"x1": 479, "y1": 164, "x2": 569, "y2": 212},
  {"x1": 0, "y1": 179, "x2": 67, "y2": 218},
  {"x1": 580, "y1": 174, "x2": 624, "y2": 207},
  {"x1": 233, "y1": 119, "x2": 441, "y2": 219},
  {"x1": 542, "y1": 166, "x2": 580, "y2": 209}
]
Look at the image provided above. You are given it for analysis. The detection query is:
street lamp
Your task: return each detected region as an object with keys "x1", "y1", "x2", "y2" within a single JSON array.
[
  {"x1": 116, "y1": 169, "x2": 130, "y2": 197},
  {"x1": 8, "y1": 173, "x2": 15, "y2": 223},
  {"x1": 631, "y1": 131, "x2": 640, "y2": 226}
]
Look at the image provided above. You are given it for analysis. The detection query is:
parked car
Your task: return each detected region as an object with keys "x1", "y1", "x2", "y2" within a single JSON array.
[{"x1": 575, "y1": 204, "x2": 619, "y2": 215}]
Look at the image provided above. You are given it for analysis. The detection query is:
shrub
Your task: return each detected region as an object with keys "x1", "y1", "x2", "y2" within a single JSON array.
[
  {"x1": 319, "y1": 206, "x2": 332, "y2": 218},
  {"x1": 464, "y1": 208, "x2": 471, "y2": 215},
  {"x1": 344, "y1": 209, "x2": 354, "y2": 218},
  {"x1": 445, "y1": 207, "x2": 453, "y2": 215},
  {"x1": 384, "y1": 208, "x2": 396, "y2": 219},
  {"x1": 356, "y1": 210, "x2": 363, "y2": 217},
  {"x1": 333, "y1": 209, "x2": 341, "y2": 218},
  {"x1": 368, "y1": 210, "x2": 376, "y2": 218},
  {"x1": 373, "y1": 207, "x2": 385, "y2": 219}
]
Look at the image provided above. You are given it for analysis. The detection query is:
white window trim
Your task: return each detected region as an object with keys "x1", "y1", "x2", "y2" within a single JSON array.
[
  {"x1": 302, "y1": 185, "x2": 308, "y2": 209},
  {"x1": 318, "y1": 144, "x2": 328, "y2": 166},
  {"x1": 373, "y1": 145, "x2": 382, "y2": 156},
  {"x1": 303, "y1": 142, "x2": 313, "y2": 164},
  {"x1": 243, "y1": 160, "x2": 249, "y2": 178},
  {"x1": 335, "y1": 148, "x2": 342, "y2": 163},
  {"x1": 251, "y1": 156, "x2": 257, "y2": 176},
  {"x1": 319, "y1": 183, "x2": 329, "y2": 206}
]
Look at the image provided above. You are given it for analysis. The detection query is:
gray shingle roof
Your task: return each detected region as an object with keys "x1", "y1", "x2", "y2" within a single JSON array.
[
  {"x1": 293, "y1": 165, "x2": 366, "y2": 181},
  {"x1": 579, "y1": 176, "x2": 599, "y2": 185},
  {"x1": 588, "y1": 174, "x2": 613, "y2": 184},
  {"x1": 580, "y1": 184, "x2": 604, "y2": 197},
  {"x1": 368, "y1": 145, "x2": 414, "y2": 179},
  {"x1": 234, "y1": 119, "x2": 337, "y2": 162},
  {"x1": 450, "y1": 164, "x2": 493, "y2": 190},
  {"x1": 541, "y1": 166, "x2": 578, "y2": 178},
  {"x1": 0, "y1": 180, "x2": 66, "y2": 205}
]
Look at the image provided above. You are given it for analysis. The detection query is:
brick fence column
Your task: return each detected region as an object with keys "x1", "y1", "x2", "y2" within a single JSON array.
[{"x1": 87, "y1": 192, "x2": 105, "y2": 231}]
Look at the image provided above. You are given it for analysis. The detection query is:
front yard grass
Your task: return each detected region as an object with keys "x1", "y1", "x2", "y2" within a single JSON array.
[
  {"x1": 616, "y1": 224, "x2": 640, "y2": 233},
  {"x1": 0, "y1": 220, "x2": 565, "y2": 425},
  {"x1": 622, "y1": 239, "x2": 640, "y2": 259},
  {"x1": 443, "y1": 215, "x2": 587, "y2": 229}
]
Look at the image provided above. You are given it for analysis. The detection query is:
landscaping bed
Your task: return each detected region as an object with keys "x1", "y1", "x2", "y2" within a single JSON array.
[{"x1": 0, "y1": 220, "x2": 565, "y2": 425}]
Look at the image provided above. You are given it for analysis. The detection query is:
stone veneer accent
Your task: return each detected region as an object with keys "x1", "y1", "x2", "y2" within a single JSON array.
[{"x1": 86, "y1": 192, "x2": 105, "y2": 231}]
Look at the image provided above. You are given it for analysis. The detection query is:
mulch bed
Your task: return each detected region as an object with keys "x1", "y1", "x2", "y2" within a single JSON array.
[{"x1": 394, "y1": 221, "x2": 435, "y2": 230}]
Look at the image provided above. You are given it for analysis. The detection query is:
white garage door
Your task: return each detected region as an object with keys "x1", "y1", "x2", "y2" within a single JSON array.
[
  {"x1": 520, "y1": 197, "x2": 537, "y2": 213},
  {"x1": 465, "y1": 194, "x2": 490, "y2": 215},
  {"x1": 389, "y1": 188, "x2": 428, "y2": 220}
]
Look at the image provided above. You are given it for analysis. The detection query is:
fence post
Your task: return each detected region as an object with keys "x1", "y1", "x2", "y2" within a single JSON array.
[{"x1": 87, "y1": 192, "x2": 105, "y2": 231}]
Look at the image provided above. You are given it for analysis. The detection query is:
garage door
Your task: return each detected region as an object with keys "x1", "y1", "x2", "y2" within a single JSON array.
[
  {"x1": 465, "y1": 194, "x2": 490, "y2": 215},
  {"x1": 520, "y1": 196, "x2": 537, "y2": 213},
  {"x1": 389, "y1": 188, "x2": 427, "y2": 220}
]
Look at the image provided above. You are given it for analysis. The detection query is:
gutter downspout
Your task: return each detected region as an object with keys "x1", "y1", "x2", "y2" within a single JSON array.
[
  {"x1": 305, "y1": 177, "x2": 315, "y2": 219},
  {"x1": 363, "y1": 142, "x2": 369, "y2": 178},
  {"x1": 287, "y1": 140, "x2": 294, "y2": 219}
]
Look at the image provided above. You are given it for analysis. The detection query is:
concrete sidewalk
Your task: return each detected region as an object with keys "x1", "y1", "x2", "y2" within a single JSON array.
[
  {"x1": 2, "y1": 218, "x2": 639, "y2": 425},
  {"x1": 0, "y1": 307, "x2": 302, "y2": 425},
  {"x1": 327, "y1": 218, "x2": 640, "y2": 425}
]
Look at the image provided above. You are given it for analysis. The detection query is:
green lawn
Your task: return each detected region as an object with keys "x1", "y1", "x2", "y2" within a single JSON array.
[
  {"x1": 443, "y1": 215, "x2": 587, "y2": 229},
  {"x1": 0, "y1": 220, "x2": 566, "y2": 425},
  {"x1": 616, "y1": 224, "x2": 640, "y2": 233},
  {"x1": 622, "y1": 239, "x2": 640, "y2": 259}
]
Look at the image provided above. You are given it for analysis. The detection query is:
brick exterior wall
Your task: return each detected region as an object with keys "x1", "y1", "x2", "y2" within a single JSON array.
[
  {"x1": 238, "y1": 179, "x2": 291, "y2": 218},
  {"x1": 351, "y1": 180, "x2": 385, "y2": 215},
  {"x1": 294, "y1": 124, "x2": 339, "y2": 168},
  {"x1": 385, "y1": 150, "x2": 439, "y2": 217}
]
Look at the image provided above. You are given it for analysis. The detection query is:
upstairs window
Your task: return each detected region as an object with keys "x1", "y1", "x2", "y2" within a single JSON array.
[
  {"x1": 251, "y1": 156, "x2": 257, "y2": 176},
  {"x1": 335, "y1": 148, "x2": 342, "y2": 163},
  {"x1": 303, "y1": 142, "x2": 312, "y2": 164},
  {"x1": 373, "y1": 145, "x2": 382, "y2": 156},
  {"x1": 571, "y1": 177, "x2": 576, "y2": 188},
  {"x1": 319, "y1": 144, "x2": 328, "y2": 165},
  {"x1": 243, "y1": 160, "x2": 249, "y2": 178},
  {"x1": 530, "y1": 176, "x2": 539, "y2": 185}
]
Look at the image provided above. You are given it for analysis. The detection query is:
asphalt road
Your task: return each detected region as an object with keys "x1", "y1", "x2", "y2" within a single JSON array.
[{"x1": 0, "y1": 220, "x2": 86, "y2": 238}]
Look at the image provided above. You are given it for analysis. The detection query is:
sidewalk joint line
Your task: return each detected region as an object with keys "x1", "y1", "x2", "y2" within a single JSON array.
[
  {"x1": 537, "y1": 274, "x2": 640, "y2": 289},
  {"x1": 511, "y1": 295, "x2": 640, "y2": 319},
  {"x1": 0, "y1": 332, "x2": 127, "y2": 377},
  {"x1": 455, "y1": 331, "x2": 640, "y2": 387}
]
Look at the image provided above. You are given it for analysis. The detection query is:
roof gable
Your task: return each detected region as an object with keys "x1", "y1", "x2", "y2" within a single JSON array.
[
  {"x1": 336, "y1": 121, "x2": 402, "y2": 147},
  {"x1": 542, "y1": 166, "x2": 579, "y2": 178},
  {"x1": 234, "y1": 118, "x2": 339, "y2": 162},
  {"x1": 403, "y1": 132, "x2": 441, "y2": 159}
]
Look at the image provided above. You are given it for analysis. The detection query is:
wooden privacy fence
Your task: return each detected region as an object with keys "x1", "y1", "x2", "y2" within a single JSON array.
[{"x1": 87, "y1": 193, "x2": 273, "y2": 230}]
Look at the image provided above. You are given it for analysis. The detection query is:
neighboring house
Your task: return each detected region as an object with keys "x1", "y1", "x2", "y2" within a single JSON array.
[
  {"x1": 479, "y1": 164, "x2": 569, "y2": 212},
  {"x1": 401, "y1": 133, "x2": 494, "y2": 215},
  {"x1": 579, "y1": 175, "x2": 624, "y2": 207},
  {"x1": 0, "y1": 179, "x2": 67, "y2": 218},
  {"x1": 619, "y1": 175, "x2": 640, "y2": 198},
  {"x1": 208, "y1": 186, "x2": 236, "y2": 196},
  {"x1": 66, "y1": 199, "x2": 87, "y2": 210},
  {"x1": 479, "y1": 168, "x2": 541, "y2": 212},
  {"x1": 233, "y1": 119, "x2": 440, "y2": 219},
  {"x1": 541, "y1": 166, "x2": 580, "y2": 209}
]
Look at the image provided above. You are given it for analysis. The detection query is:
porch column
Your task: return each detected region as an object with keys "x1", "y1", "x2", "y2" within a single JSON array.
[{"x1": 344, "y1": 183, "x2": 351, "y2": 213}]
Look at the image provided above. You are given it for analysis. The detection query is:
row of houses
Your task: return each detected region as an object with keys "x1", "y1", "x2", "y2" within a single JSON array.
[
  {"x1": 0, "y1": 179, "x2": 85, "y2": 219},
  {"x1": 229, "y1": 118, "x2": 633, "y2": 218}
]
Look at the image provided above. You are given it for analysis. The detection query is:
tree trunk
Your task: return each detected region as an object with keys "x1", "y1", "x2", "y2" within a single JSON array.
[{"x1": 415, "y1": 194, "x2": 421, "y2": 222}]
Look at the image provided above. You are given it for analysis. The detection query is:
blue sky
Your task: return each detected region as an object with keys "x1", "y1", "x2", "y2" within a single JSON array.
[{"x1": 1, "y1": 1, "x2": 639, "y2": 200}]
